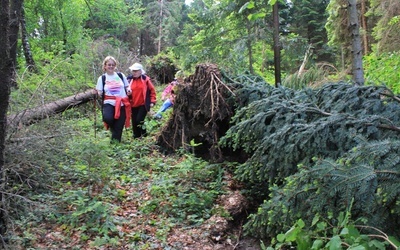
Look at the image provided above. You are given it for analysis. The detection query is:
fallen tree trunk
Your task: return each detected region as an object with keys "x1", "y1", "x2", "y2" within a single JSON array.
[{"x1": 8, "y1": 88, "x2": 97, "y2": 126}]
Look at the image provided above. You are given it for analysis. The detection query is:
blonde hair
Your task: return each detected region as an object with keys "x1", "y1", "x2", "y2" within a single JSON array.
[{"x1": 102, "y1": 56, "x2": 118, "y2": 72}]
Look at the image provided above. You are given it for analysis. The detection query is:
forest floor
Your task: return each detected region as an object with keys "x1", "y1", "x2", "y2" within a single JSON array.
[
  {"x1": 10, "y1": 130, "x2": 262, "y2": 250},
  {"x1": 19, "y1": 177, "x2": 259, "y2": 249}
]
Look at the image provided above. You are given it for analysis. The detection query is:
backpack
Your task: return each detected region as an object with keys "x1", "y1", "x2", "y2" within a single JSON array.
[
  {"x1": 101, "y1": 72, "x2": 127, "y2": 101},
  {"x1": 142, "y1": 75, "x2": 152, "y2": 111}
]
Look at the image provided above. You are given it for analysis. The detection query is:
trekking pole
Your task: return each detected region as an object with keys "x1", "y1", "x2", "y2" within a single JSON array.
[{"x1": 94, "y1": 91, "x2": 97, "y2": 138}]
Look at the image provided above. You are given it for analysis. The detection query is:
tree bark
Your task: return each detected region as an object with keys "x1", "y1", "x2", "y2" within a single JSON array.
[
  {"x1": 158, "y1": 0, "x2": 163, "y2": 54},
  {"x1": 0, "y1": 0, "x2": 12, "y2": 236},
  {"x1": 246, "y1": 19, "x2": 254, "y2": 74},
  {"x1": 9, "y1": 0, "x2": 23, "y2": 68},
  {"x1": 9, "y1": 0, "x2": 23, "y2": 87},
  {"x1": 348, "y1": 0, "x2": 365, "y2": 85},
  {"x1": 20, "y1": 6, "x2": 36, "y2": 72},
  {"x1": 8, "y1": 89, "x2": 97, "y2": 127},
  {"x1": 360, "y1": 0, "x2": 368, "y2": 54},
  {"x1": 273, "y1": 1, "x2": 281, "y2": 87},
  {"x1": 58, "y1": 3, "x2": 68, "y2": 48}
]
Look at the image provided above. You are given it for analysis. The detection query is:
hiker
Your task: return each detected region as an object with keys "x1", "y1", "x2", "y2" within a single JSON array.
[
  {"x1": 153, "y1": 78, "x2": 178, "y2": 119},
  {"x1": 128, "y1": 63, "x2": 156, "y2": 138},
  {"x1": 96, "y1": 56, "x2": 131, "y2": 143}
]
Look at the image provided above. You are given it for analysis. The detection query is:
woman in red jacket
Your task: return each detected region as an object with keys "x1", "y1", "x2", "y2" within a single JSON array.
[{"x1": 128, "y1": 63, "x2": 157, "y2": 138}]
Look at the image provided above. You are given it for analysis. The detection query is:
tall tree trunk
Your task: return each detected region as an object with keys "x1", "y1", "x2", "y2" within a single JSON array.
[
  {"x1": 360, "y1": 0, "x2": 368, "y2": 54},
  {"x1": 58, "y1": 4, "x2": 68, "y2": 49},
  {"x1": 246, "y1": 19, "x2": 254, "y2": 74},
  {"x1": 273, "y1": 1, "x2": 281, "y2": 87},
  {"x1": 20, "y1": 6, "x2": 36, "y2": 72},
  {"x1": 9, "y1": 0, "x2": 23, "y2": 68},
  {"x1": 348, "y1": 0, "x2": 365, "y2": 85},
  {"x1": 9, "y1": 0, "x2": 23, "y2": 87},
  {"x1": 157, "y1": 0, "x2": 163, "y2": 54},
  {"x1": 0, "y1": 0, "x2": 12, "y2": 237},
  {"x1": 140, "y1": 32, "x2": 144, "y2": 56}
]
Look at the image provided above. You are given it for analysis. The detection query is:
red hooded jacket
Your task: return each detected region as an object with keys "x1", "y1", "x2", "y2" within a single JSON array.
[{"x1": 129, "y1": 75, "x2": 157, "y2": 110}]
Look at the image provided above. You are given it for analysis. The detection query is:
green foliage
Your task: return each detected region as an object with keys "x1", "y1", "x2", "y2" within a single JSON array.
[
  {"x1": 282, "y1": 64, "x2": 331, "y2": 89},
  {"x1": 364, "y1": 51, "x2": 400, "y2": 94},
  {"x1": 245, "y1": 139, "x2": 400, "y2": 241},
  {"x1": 265, "y1": 210, "x2": 399, "y2": 250},
  {"x1": 144, "y1": 0, "x2": 184, "y2": 49},
  {"x1": 279, "y1": 34, "x2": 310, "y2": 73},
  {"x1": 140, "y1": 149, "x2": 225, "y2": 225},
  {"x1": 176, "y1": 0, "x2": 276, "y2": 79},
  {"x1": 57, "y1": 189, "x2": 117, "y2": 237},
  {"x1": 43, "y1": 138, "x2": 121, "y2": 241},
  {"x1": 63, "y1": 137, "x2": 113, "y2": 186},
  {"x1": 288, "y1": 0, "x2": 332, "y2": 63},
  {"x1": 221, "y1": 80, "x2": 400, "y2": 239},
  {"x1": 86, "y1": 0, "x2": 143, "y2": 39},
  {"x1": 145, "y1": 53, "x2": 179, "y2": 84},
  {"x1": 12, "y1": 54, "x2": 94, "y2": 112},
  {"x1": 367, "y1": 0, "x2": 400, "y2": 53},
  {"x1": 4, "y1": 117, "x2": 76, "y2": 223},
  {"x1": 19, "y1": 0, "x2": 143, "y2": 81},
  {"x1": 23, "y1": 0, "x2": 93, "y2": 56},
  {"x1": 221, "y1": 69, "x2": 275, "y2": 107}
]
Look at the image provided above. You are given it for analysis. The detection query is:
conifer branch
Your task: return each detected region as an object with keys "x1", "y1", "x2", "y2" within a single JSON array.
[
  {"x1": 222, "y1": 81, "x2": 400, "y2": 237},
  {"x1": 376, "y1": 124, "x2": 400, "y2": 132},
  {"x1": 379, "y1": 90, "x2": 400, "y2": 103}
]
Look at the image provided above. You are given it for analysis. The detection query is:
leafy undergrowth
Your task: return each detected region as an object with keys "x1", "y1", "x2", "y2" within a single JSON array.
[{"x1": 8, "y1": 112, "x2": 255, "y2": 250}]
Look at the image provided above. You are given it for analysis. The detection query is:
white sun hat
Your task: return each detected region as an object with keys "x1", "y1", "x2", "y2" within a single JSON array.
[{"x1": 129, "y1": 63, "x2": 143, "y2": 71}]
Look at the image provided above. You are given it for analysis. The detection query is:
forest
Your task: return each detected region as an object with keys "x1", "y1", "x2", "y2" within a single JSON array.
[{"x1": 1, "y1": 0, "x2": 400, "y2": 249}]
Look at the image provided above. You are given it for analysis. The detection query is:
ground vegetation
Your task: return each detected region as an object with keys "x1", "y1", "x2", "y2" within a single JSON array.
[{"x1": 1, "y1": 0, "x2": 400, "y2": 249}]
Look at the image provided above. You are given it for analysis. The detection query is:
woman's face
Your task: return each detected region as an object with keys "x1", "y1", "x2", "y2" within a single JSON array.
[
  {"x1": 131, "y1": 69, "x2": 142, "y2": 78},
  {"x1": 105, "y1": 60, "x2": 116, "y2": 74}
]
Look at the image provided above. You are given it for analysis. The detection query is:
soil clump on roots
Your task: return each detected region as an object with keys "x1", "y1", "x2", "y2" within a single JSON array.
[{"x1": 156, "y1": 63, "x2": 237, "y2": 162}]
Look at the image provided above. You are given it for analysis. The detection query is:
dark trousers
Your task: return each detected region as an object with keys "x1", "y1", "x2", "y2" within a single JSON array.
[
  {"x1": 131, "y1": 105, "x2": 147, "y2": 138},
  {"x1": 103, "y1": 104, "x2": 126, "y2": 142}
]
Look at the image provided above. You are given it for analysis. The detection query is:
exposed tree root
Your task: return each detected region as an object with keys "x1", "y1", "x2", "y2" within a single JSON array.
[{"x1": 156, "y1": 64, "x2": 235, "y2": 162}]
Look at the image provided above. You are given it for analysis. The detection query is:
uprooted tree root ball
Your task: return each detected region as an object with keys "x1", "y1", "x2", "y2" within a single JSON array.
[{"x1": 156, "y1": 63, "x2": 236, "y2": 162}]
